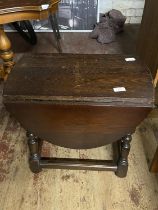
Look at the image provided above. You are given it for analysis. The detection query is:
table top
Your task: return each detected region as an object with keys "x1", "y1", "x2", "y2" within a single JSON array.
[
  {"x1": 0, "y1": 0, "x2": 59, "y2": 14},
  {"x1": 3, "y1": 54, "x2": 154, "y2": 107}
]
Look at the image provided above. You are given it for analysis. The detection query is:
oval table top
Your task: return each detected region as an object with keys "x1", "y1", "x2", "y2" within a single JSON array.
[{"x1": 3, "y1": 54, "x2": 154, "y2": 149}]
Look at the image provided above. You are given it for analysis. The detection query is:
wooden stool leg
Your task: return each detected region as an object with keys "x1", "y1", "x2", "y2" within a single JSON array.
[
  {"x1": 0, "y1": 25, "x2": 14, "y2": 80},
  {"x1": 49, "y1": 14, "x2": 62, "y2": 53},
  {"x1": 115, "y1": 134, "x2": 132, "y2": 178},
  {"x1": 150, "y1": 147, "x2": 158, "y2": 173},
  {"x1": 27, "y1": 132, "x2": 42, "y2": 173}
]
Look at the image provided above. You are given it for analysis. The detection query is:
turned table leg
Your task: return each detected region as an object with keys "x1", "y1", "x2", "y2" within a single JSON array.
[
  {"x1": 150, "y1": 147, "x2": 158, "y2": 173},
  {"x1": 0, "y1": 25, "x2": 14, "y2": 80},
  {"x1": 26, "y1": 132, "x2": 133, "y2": 176},
  {"x1": 116, "y1": 134, "x2": 132, "y2": 178},
  {"x1": 27, "y1": 132, "x2": 42, "y2": 173}
]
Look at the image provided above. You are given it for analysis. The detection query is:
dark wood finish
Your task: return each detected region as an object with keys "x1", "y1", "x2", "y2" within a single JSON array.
[
  {"x1": 4, "y1": 103, "x2": 151, "y2": 149},
  {"x1": 26, "y1": 132, "x2": 130, "y2": 177},
  {"x1": 3, "y1": 54, "x2": 154, "y2": 149},
  {"x1": 137, "y1": 0, "x2": 158, "y2": 171},
  {"x1": 27, "y1": 132, "x2": 42, "y2": 173},
  {"x1": 3, "y1": 54, "x2": 154, "y2": 106},
  {"x1": 25, "y1": 131, "x2": 125, "y2": 176},
  {"x1": 137, "y1": 0, "x2": 158, "y2": 79},
  {"x1": 40, "y1": 158, "x2": 117, "y2": 171},
  {"x1": 3, "y1": 54, "x2": 154, "y2": 176},
  {"x1": 115, "y1": 134, "x2": 132, "y2": 178}
]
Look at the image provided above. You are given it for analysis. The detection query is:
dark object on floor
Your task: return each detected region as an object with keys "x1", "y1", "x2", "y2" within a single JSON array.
[
  {"x1": 90, "y1": 9, "x2": 126, "y2": 44},
  {"x1": 11, "y1": 21, "x2": 37, "y2": 45},
  {"x1": 3, "y1": 54, "x2": 154, "y2": 177},
  {"x1": 11, "y1": 15, "x2": 61, "y2": 50}
]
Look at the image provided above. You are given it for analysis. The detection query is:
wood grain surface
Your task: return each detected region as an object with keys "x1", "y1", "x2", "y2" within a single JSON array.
[
  {"x1": 4, "y1": 103, "x2": 150, "y2": 148},
  {"x1": 3, "y1": 54, "x2": 154, "y2": 148},
  {"x1": 3, "y1": 54, "x2": 154, "y2": 107}
]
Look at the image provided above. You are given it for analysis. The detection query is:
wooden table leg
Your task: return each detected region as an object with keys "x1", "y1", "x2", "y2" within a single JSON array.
[
  {"x1": 27, "y1": 132, "x2": 42, "y2": 173},
  {"x1": 150, "y1": 147, "x2": 158, "y2": 173},
  {"x1": 0, "y1": 25, "x2": 14, "y2": 81},
  {"x1": 115, "y1": 134, "x2": 132, "y2": 178}
]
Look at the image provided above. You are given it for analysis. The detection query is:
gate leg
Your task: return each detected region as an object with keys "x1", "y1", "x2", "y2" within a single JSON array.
[
  {"x1": 115, "y1": 134, "x2": 132, "y2": 178},
  {"x1": 27, "y1": 132, "x2": 42, "y2": 173}
]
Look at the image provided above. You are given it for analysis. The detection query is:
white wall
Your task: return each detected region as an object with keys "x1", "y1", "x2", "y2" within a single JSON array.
[{"x1": 99, "y1": 0, "x2": 145, "y2": 23}]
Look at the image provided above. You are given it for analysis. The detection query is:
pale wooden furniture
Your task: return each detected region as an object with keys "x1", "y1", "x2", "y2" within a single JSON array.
[{"x1": 0, "y1": 0, "x2": 61, "y2": 80}]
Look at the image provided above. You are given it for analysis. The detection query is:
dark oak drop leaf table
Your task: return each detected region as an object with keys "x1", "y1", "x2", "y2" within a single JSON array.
[{"x1": 3, "y1": 54, "x2": 154, "y2": 177}]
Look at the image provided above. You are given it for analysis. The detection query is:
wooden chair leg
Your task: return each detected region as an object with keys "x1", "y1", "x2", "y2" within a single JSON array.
[
  {"x1": 27, "y1": 132, "x2": 42, "y2": 173},
  {"x1": 115, "y1": 134, "x2": 132, "y2": 178},
  {"x1": 150, "y1": 147, "x2": 158, "y2": 173},
  {"x1": 0, "y1": 25, "x2": 14, "y2": 81},
  {"x1": 49, "y1": 14, "x2": 62, "y2": 53}
]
